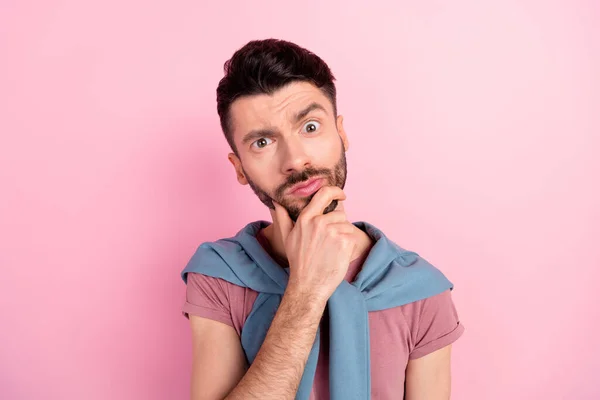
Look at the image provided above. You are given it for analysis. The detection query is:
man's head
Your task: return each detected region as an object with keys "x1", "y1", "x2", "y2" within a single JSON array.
[{"x1": 217, "y1": 39, "x2": 349, "y2": 221}]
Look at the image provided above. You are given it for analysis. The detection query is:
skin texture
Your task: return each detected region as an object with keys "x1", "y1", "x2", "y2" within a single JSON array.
[
  {"x1": 228, "y1": 82, "x2": 346, "y2": 222},
  {"x1": 189, "y1": 81, "x2": 452, "y2": 399},
  {"x1": 226, "y1": 81, "x2": 371, "y2": 262}
]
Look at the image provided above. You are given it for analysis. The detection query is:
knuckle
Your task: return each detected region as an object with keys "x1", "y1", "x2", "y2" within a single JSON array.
[
  {"x1": 327, "y1": 226, "x2": 339, "y2": 238},
  {"x1": 331, "y1": 186, "x2": 343, "y2": 196},
  {"x1": 339, "y1": 236, "x2": 351, "y2": 248},
  {"x1": 297, "y1": 214, "x2": 309, "y2": 226},
  {"x1": 321, "y1": 185, "x2": 336, "y2": 196},
  {"x1": 315, "y1": 215, "x2": 328, "y2": 230}
]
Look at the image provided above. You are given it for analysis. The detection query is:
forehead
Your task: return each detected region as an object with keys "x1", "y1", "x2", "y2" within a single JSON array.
[{"x1": 229, "y1": 81, "x2": 333, "y2": 141}]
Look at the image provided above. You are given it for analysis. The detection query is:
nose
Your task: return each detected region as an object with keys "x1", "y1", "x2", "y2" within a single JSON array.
[{"x1": 280, "y1": 137, "x2": 311, "y2": 174}]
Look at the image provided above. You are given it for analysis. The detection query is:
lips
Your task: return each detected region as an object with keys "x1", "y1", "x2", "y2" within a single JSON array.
[{"x1": 288, "y1": 177, "x2": 325, "y2": 197}]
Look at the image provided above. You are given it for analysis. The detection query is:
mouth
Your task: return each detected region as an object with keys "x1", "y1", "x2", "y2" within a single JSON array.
[{"x1": 288, "y1": 177, "x2": 325, "y2": 197}]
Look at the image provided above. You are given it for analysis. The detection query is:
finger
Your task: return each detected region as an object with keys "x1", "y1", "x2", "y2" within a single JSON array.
[
  {"x1": 313, "y1": 210, "x2": 349, "y2": 226},
  {"x1": 333, "y1": 199, "x2": 345, "y2": 212},
  {"x1": 322, "y1": 199, "x2": 338, "y2": 215},
  {"x1": 326, "y1": 221, "x2": 356, "y2": 235},
  {"x1": 299, "y1": 186, "x2": 346, "y2": 221},
  {"x1": 273, "y1": 200, "x2": 293, "y2": 243}
]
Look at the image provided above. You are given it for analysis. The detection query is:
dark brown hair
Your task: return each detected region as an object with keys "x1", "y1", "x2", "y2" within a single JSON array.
[{"x1": 216, "y1": 39, "x2": 337, "y2": 154}]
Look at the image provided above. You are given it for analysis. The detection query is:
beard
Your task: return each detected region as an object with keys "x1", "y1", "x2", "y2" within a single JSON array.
[{"x1": 244, "y1": 146, "x2": 347, "y2": 222}]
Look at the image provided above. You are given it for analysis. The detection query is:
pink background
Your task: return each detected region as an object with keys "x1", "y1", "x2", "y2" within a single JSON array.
[{"x1": 1, "y1": 1, "x2": 598, "y2": 399}]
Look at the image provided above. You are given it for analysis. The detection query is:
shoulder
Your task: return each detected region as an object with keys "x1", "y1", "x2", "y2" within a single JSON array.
[
  {"x1": 400, "y1": 290, "x2": 465, "y2": 359},
  {"x1": 184, "y1": 272, "x2": 260, "y2": 336},
  {"x1": 181, "y1": 236, "x2": 250, "y2": 286}
]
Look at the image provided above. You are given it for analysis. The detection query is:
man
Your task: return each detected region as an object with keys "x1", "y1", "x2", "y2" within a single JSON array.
[{"x1": 181, "y1": 39, "x2": 464, "y2": 400}]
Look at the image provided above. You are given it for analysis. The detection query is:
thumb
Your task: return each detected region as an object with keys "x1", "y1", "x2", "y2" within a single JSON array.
[{"x1": 273, "y1": 201, "x2": 293, "y2": 244}]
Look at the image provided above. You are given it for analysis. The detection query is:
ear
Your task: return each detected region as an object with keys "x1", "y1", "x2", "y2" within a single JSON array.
[
  {"x1": 336, "y1": 115, "x2": 349, "y2": 151},
  {"x1": 227, "y1": 152, "x2": 248, "y2": 185}
]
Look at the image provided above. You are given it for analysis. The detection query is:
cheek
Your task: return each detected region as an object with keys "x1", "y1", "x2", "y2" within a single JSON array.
[
  {"x1": 245, "y1": 164, "x2": 278, "y2": 192},
  {"x1": 243, "y1": 150, "x2": 285, "y2": 185},
  {"x1": 308, "y1": 134, "x2": 342, "y2": 164}
]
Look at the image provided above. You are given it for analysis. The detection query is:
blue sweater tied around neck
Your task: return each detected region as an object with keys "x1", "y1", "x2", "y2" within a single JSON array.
[{"x1": 181, "y1": 220, "x2": 453, "y2": 400}]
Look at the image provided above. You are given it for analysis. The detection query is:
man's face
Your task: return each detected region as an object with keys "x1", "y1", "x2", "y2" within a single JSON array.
[{"x1": 227, "y1": 81, "x2": 349, "y2": 222}]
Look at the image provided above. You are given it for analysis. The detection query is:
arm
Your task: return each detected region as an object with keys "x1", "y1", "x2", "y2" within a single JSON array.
[
  {"x1": 402, "y1": 288, "x2": 464, "y2": 400},
  {"x1": 224, "y1": 289, "x2": 326, "y2": 400},
  {"x1": 190, "y1": 289, "x2": 327, "y2": 400},
  {"x1": 405, "y1": 344, "x2": 452, "y2": 400},
  {"x1": 189, "y1": 186, "x2": 354, "y2": 400},
  {"x1": 189, "y1": 316, "x2": 247, "y2": 400}
]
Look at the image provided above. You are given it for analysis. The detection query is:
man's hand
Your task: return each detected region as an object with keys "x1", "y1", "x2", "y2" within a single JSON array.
[
  {"x1": 273, "y1": 185, "x2": 357, "y2": 302},
  {"x1": 191, "y1": 186, "x2": 359, "y2": 400}
]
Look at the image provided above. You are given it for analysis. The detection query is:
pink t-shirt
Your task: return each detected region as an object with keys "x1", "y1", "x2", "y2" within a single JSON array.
[{"x1": 182, "y1": 229, "x2": 464, "y2": 399}]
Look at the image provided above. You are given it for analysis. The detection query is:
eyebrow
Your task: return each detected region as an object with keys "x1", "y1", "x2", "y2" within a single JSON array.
[
  {"x1": 293, "y1": 102, "x2": 328, "y2": 123},
  {"x1": 240, "y1": 102, "x2": 328, "y2": 146}
]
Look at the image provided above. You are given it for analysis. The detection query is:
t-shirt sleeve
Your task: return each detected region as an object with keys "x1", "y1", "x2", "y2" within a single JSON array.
[
  {"x1": 182, "y1": 272, "x2": 234, "y2": 328},
  {"x1": 407, "y1": 289, "x2": 465, "y2": 360}
]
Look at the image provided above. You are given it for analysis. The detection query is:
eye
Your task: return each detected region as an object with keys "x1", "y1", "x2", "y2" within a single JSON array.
[
  {"x1": 303, "y1": 120, "x2": 321, "y2": 134},
  {"x1": 252, "y1": 137, "x2": 273, "y2": 149}
]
